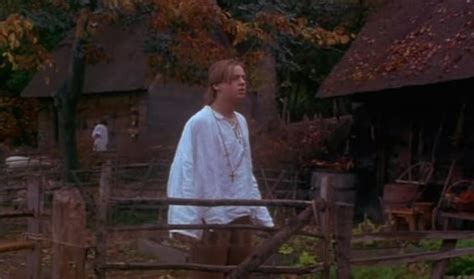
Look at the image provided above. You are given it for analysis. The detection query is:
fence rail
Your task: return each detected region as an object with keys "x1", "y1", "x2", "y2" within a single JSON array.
[
  {"x1": 0, "y1": 210, "x2": 34, "y2": 219},
  {"x1": 110, "y1": 197, "x2": 317, "y2": 207},
  {"x1": 0, "y1": 241, "x2": 35, "y2": 253},
  {"x1": 0, "y1": 176, "x2": 43, "y2": 279},
  {"x1": 92, "y1": 160, "x2": 341, "y2": 278},
  {"x1": 103, "y1": 262, "x2": 324, "y2": 274},
  {"x1": 3, "y1": 159, "x2": 473, "y2": 279}
]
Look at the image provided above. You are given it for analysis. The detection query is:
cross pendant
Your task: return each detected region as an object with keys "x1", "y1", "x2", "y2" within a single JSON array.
[{"x1": 229, "y1": 172, "x2": 236, "y2": 183}]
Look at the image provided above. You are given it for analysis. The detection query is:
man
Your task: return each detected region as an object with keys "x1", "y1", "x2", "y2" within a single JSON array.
[
  {"x1": 167, "y1": 59, "x2": 273, "y2": 278},
  {"x1": 92, "y1": 120, "x2": 108, "y2": 152}
]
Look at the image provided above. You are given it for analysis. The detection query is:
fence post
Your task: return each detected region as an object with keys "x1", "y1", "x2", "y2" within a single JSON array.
[
  {"x1": 319, "y1": 175, "x2": 335, "y2": 279},
  {"x1": 26, "y1": 175, "x2": 42, "y2": 279},
  {"x1": 430, "y1": 239, "x2": 457, "y2": 279},
  {"x1": 51, "y1": 187, "x2": 87, "y2": 279},
  {"x1": 95, "y1": 160, "x2": 112, "y2": 279},
  {"x1": 334, "y1": 203, "x2": 354, "y2": 279}
]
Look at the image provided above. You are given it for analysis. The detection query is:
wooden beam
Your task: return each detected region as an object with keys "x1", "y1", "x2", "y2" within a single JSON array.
[
  {"x1": 334, "y1": 204, "x2": 354, "y2": 279},
  {"x1": 430, "y1": 239, "x2": 457, "y2": 279},
  {"x1": 0, "y1": 241, "x2": 34, "y2": 253},
  {"x1": 0, "y1": 210, "x2": 34, "y2": 219},
  {"x1": 95, "y1": 160, "x2": 112, "y2": 279},
  {"x1": 26, "y1": 176, "x2": 42, "y2": 279},
  {"x1": 0, "y1": 186, "x2": 27, "y2": 192},
  {"x1": 352, "y1": 231, "x2": 474, "y2": 243},
  {"x1": 108, "y1": 224, "x2": 323, "y2": 238},
  {"x1": 52, "y1": 187, "x2": 87, "y2": 279},
  {"x1": 104, "y1": 262, "x2": 323, "y2": 274},
  {"x1": 110, "y1": 197, "x2": 315, "y2": 208},
  {"x1": 351, "y1": 247, "x2": 474, "y2": 266},
  {"x1": 319, "y1": 176, "x2": 334, "y2": 279}
]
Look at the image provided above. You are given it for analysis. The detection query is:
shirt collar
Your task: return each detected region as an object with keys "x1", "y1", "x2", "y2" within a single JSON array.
[{"x1": 207, "y1": 105, "x2": 231, "y2": 121}]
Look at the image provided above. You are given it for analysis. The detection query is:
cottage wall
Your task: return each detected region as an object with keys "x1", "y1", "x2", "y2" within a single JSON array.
[{"x1": 37, "y1": 100, "x2": 57, "y2": 153}]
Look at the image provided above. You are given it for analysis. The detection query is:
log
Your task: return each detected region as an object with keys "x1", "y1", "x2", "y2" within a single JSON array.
[
  {"x1": 352, "y1": 231, "x2": 474, "y2": 243},
  {"x1": 0, "y1": 241, "x2": 34, "y2": 253},
  {"x1": 109, "y1": 223, "x2": 323, "y2": 238},
  {"x1": 26, "y1": 176, "x2": 42, "y2": 279},
  {"x1": 351, "y1": 247, "x2": 474, "y2": 266},
  {"x1": 226, "y1": 203, "x2": 318, "y2": 279},
  {"x1": 334, "y1": 204, "x2": 354, "y2": 279},
  {"x1": 95, "y1": 160, "x2": 112, "y2": 279},
  {"x1": 0, "y1": 210, "x2": 34, "y2": 219},
  {"x1": 0, "y1": 186, "x2": 27, "y2": 192},
  {"x1": 52, "y1": 187, "x2": 87, "y2": 279},
  {"x1": 110, "y1": 197, "x2": 315, "y2": 208},
  {"x1": 319, "y1": 176, "x2": 334, "y2": 279},
  {"x1": 430, "y1": 239, "x2": 457, "y2": 279},
  {"x1": 104, "y1": 262, "x2": 323, "y2": 274}
]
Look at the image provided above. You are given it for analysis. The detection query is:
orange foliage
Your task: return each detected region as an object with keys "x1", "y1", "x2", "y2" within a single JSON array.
[{"x1": 0, "y1": 14, "x2": 50, "y2": 71}]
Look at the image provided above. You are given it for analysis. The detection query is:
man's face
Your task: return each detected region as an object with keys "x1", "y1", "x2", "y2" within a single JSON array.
[{"x1": 214, "y1": 65, "x2": 247, "y2": 103}]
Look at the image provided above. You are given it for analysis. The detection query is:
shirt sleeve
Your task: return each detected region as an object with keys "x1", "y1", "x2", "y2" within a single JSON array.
[
  {"x1": 250, "y1": 175, "x2": 274, "y2": 227},
  {"x1": 237, "y1": 114, "x2": 274, "y2": 227},
  {"x1": 167, "y1": 120, "x2": 203, "y2": 239}
]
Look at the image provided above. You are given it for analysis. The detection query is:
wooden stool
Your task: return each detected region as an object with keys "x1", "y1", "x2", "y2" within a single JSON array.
[
  {"x1": 413, "y1": 202, "x2": 433, "y2": 230},
  {"x1": 388, "y1": 207, "x2": 422, "y2": 231}
]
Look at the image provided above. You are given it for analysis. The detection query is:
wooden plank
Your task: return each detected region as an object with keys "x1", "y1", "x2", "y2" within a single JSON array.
[
  {"x1": 319, "y1": 176, "x2": 335, "y2": 279},
  {"x1": 51, "y1": 187, "x2": 87, "y2": 279},
  {"x1": 430, "y1": 239, "x2": 457, "y2": 279},
  {"x1": 0, "y1": 241, "x2": 35, "y2": 253},
  {"x1": 95, "y1": 160, "x2": 112, "y2": 279},
  {"x1": 26, "y1": 176, "x2": 42, "y2": 279},
  {"x1": 226, "y1": 203, "x2": 319, "y2": 279},
  {"x1": 351, "y1": 247, "x2": 474, "y2": 266},
  {"x1": 109, "y1": 224, "x2": 323, "y2": 238},
  {"x1": 0, "y1": 210, "x2": 34, "y2": 219},
  {"x1": 110, "y1": 197, "x2": 314, "y2": 208},
  {"x1": 352, "y1": 231, "x2": 474, "y2": 243},
  {"x1": 439, "y1": 212, "x2": 474, "y2": 221},
  {"x1": 104, "y1": 262, "x2": 323, "y2": 274},
  {"x1": 334, "y1": 204, "x2": 354, "y2": 279},
  {"x1": 0, "y1": 186, "x2": 27, "y2": 192}
]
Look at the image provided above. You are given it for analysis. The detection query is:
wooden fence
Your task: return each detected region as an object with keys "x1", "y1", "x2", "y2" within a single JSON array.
[
  {"x1": 0, "y1": 175, "x2": 43, "y2": 279},
  {"x1": 93, "y1": 160, "x2": 352, "y2": 278},
  {"x1": 1, "y1": 160, "x2": 473, "y2": 278}
]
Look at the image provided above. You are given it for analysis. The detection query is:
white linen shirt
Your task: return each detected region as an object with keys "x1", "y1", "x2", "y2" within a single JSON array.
[{"x1": 167, "y1": 106, "x2": 274, "y2": 239}]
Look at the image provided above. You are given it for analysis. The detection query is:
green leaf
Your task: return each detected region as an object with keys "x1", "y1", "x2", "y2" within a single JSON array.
[
  {"x1": 278, "y1": 243, "x2": 294, "y2": 255},
  {"x1": 298, "y1": 251, "x2": 317, "y2": 266}
]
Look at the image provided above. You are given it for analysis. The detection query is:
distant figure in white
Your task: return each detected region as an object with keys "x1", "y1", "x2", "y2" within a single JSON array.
[{"x1": 92, "y1": 120, "x2": 108, "y2": 152}]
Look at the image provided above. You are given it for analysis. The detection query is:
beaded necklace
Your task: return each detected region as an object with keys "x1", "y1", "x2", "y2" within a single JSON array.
[{"x1": 212, "y1": 110, "x2": 245, "y2": 183}]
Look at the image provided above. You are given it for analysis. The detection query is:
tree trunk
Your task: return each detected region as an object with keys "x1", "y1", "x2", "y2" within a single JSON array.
[{"x1": 56, "y1": 11, "x2": 88, "y2": 181}]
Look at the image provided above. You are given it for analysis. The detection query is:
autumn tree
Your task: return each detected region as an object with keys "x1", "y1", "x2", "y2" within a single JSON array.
[
  {"x1": 148, "y1": 0, "x2": 366, "y2": 121},
  {"x1": 0, "y1": 0, "x2": 361, "y2": 177},
  {"x1": 0, "y1": 0, "x2": 76, "y2": 149}
]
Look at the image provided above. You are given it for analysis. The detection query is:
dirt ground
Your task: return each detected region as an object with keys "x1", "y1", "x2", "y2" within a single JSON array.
[{"x1": 0, "y1": 218, "x2": 185, "y2": 279}]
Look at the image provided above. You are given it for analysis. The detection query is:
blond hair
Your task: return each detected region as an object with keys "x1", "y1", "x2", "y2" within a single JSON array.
[{"x1": 203, "y1": 59, "x2": 244, "y2": 105}]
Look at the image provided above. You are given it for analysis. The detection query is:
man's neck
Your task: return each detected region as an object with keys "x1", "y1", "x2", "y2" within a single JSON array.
[{"x1": 211, "y1": 100, "x2": 236, "y2": 119}]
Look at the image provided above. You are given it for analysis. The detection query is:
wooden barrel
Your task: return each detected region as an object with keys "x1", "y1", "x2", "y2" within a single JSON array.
[{"x1": 311, "y1": 169, "x2": 357, "y2": 205}]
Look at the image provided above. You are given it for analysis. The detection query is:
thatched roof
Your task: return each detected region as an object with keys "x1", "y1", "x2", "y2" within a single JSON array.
[
  {"x1": 318, "y1": 0, "x2": 474, "y2": 98},
  {"x1": 22, "y1": 22, "x2": 149, "y2": 97}
]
